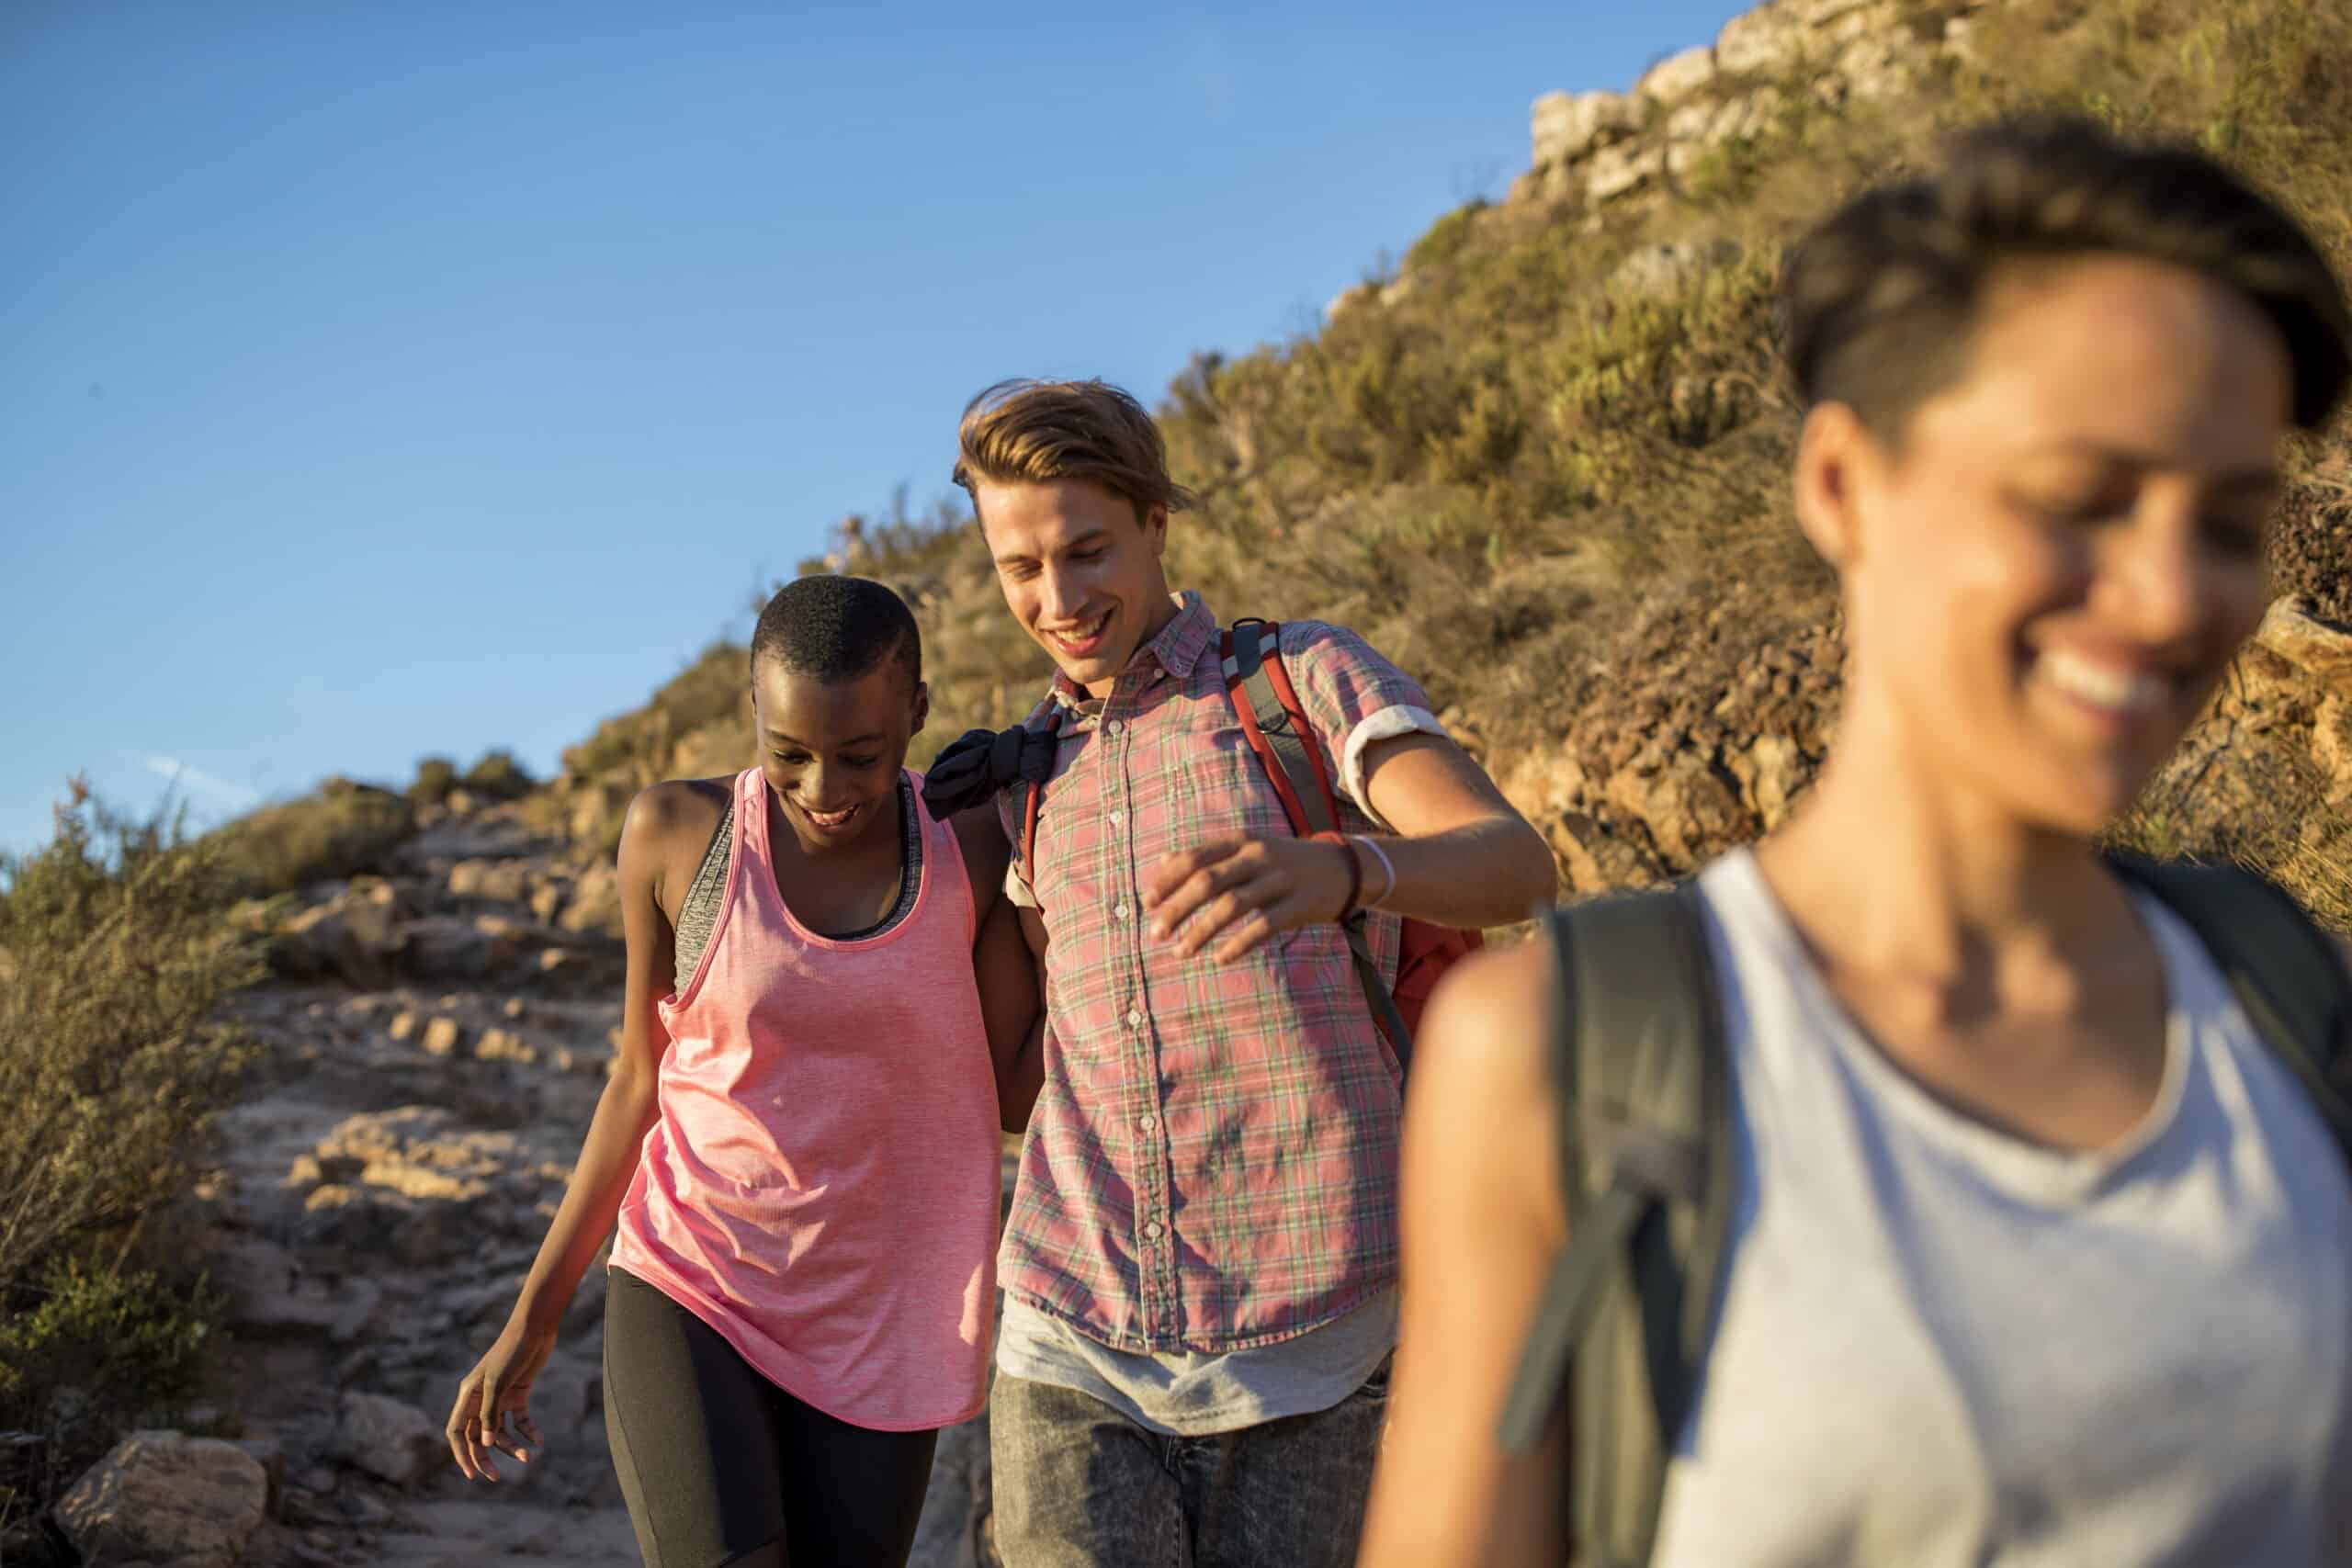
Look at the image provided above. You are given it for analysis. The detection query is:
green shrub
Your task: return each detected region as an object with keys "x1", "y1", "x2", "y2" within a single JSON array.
[
  {"x1": 459, "y1": 748, "x2": 536, "y2": 801},
  {"x1": 206, "y1": 779, "x2": 414, "y2": 895},
  {"x1": 0, "y1": 795, "x2": 254, "y2": 1523},
  {"x1": 0, "y1": 1258, "x2": 222, "y2": 1521},
  {"x1": 1403, "y1": 198, "x2": 1489, "y2": 275},
  {"x1": 410, "y1": 755, "x2": 458, "y2": 805},
  {"x1": 0, "y1": 797, "x2": 260, "y2": 1285}
]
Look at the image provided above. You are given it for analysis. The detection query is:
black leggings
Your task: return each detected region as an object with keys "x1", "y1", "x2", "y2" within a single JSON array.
[{"x1": 603, "y1": 1269, "x2": 940, "y2": 1568}]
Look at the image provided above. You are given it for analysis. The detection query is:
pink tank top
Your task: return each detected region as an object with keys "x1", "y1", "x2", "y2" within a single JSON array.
[{"x1": 610, "y1": 766, "x2": 1000, "y2": 1430}]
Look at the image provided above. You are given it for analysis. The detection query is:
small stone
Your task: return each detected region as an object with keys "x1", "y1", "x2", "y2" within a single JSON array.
[
  {"x1": 421, "y1": 1018, "x2": 467, "y2": 1058},
  {"x1": 387, "y1": 1010, "x2": 420, "y2": 1042},
  {"x1": 334, "y1": 1392, "x2": 440, "y2": 1486}
]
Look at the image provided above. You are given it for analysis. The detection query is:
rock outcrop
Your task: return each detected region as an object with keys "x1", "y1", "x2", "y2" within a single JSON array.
[{"x1": 1516, "y1": 0, "x2": 2002, "y2": 209}]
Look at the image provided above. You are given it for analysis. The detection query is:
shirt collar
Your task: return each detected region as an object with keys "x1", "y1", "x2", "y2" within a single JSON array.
[{"x1": 1046, "y1": 590, "x2": 1217, "y2": 711}]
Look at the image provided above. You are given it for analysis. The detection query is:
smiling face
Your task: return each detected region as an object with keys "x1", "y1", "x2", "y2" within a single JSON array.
[
  {"x1": 974, "y1": 476, "x2": 1177, "y2": 697},
  {"x1": 1803, "y1": 254, "x2": 2292, "y2": 837},
  {"x1": 750, "y1": 657, "x2": 927, "y2": 854}
]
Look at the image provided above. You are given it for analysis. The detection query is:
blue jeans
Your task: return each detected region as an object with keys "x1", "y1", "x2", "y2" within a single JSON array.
[{"x1": 989, "y1": 1360, "x2": 1389, "y2": 1568}]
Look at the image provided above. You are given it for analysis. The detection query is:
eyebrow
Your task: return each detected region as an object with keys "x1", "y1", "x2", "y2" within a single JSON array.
[
  {"x1": 992, "y1": 526, "x2": 1111, "y2": 567},
  {"x1": 2035, "y1": 440, "x2": 2279, "y2": 495},
  {"x1": 763, "y1": 729, "x2": 888, "y2": 748}
]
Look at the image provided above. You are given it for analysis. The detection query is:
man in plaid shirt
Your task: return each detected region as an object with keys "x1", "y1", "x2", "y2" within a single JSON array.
[{"x1": 951, "y1": 378, "x2": 1555, "y2": 1567}]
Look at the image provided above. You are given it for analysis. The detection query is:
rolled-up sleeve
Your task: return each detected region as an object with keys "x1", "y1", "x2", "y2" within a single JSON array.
[{"x1": 1278, "y1": 622, "x2": 1447, "y2": 826}]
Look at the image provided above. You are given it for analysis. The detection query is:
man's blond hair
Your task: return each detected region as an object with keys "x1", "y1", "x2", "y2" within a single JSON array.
[{"x1": 952, "y1": 378, "x2": 1198, "y2": 525}]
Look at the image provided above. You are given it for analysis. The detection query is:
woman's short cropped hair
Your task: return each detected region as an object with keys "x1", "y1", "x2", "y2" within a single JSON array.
[
  {"x1": 752, "y1": 574, "x2": 922, "y2": 694},
  {"x1": 1781, "y1": 114, "x2": 2352, "y2": 439},
  {"x1": 951, "y1": 378, "x2": 1198, "y2": 525}
]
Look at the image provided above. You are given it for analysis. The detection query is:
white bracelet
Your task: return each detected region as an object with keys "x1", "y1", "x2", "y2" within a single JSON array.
[{"x1": 1350, "y1": 835, "x2": 1398, "y2": 908}]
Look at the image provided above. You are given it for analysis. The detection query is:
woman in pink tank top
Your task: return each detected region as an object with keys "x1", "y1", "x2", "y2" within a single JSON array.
[{"x1": 443, "y1": 578, "x2": 1042, "y2": 1568}]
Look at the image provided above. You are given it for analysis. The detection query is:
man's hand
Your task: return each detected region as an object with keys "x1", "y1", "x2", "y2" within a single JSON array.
[{"x1": 1144, "y1": 833, "x2": 1358, "y2": 963}]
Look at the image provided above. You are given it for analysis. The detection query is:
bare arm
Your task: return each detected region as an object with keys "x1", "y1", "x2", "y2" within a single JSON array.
[
  {"x1": 980, "y1": 897, "x2": 1046, "y2": 1132},
  {"x1": 447, "y1": 782, "x2": 689, "y2": 1480},
  {"x1": 1357, "y1": 939, "x2": 1571, "y2": 1567},
  {"x1": 503, "y1": 786, "x2": 682, "y2": 1330},
  {"x1": 1145, "y1": 731, "x2": 1556, "y2": 961},
  {"x1": 954, "y1": 805, "x2": 1045, "y2": 1133},
  {"x1": 1352, "y1": 731, "x2": 1557, "y2": 928}
]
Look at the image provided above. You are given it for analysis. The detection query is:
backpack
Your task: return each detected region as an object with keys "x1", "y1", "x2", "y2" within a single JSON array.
[
  {"x1": 1497, "y1": 854, "x2": 2352, "y2": 1568},
  {"x1": 1011, "y1": 616, "x2": 1482, "y2": 1072}
]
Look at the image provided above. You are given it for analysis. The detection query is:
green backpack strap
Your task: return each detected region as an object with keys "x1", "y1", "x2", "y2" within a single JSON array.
[
  {"x1": 1497, "y1": 883, "x2": 1734, "y2": 1568},
  {"x1": 2107, "y1": 854, "x2": 2352, "y2": 1168}
]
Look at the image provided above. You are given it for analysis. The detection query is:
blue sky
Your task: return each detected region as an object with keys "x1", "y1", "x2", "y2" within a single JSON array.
[{"x1": 2, "y1": 0, "x2": 1748, "y2": 858}]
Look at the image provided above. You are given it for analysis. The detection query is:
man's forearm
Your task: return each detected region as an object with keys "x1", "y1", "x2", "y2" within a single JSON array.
[{"x1": 1353, "y1": 816, "x2": 1556, "y2": 930}]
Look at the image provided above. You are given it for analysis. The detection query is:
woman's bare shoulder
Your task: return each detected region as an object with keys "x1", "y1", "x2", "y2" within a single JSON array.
[{"x1": 620, "y1": 776, "x2": 734, "y2": 863}]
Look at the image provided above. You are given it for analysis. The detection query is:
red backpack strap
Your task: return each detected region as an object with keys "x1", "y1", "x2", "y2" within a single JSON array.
[
  {"x1": 1012, "y1": 696, "x2": 1058, "y2": 893},
  {"x1": 1221, "y1": 619, "x2": 1345, "y2": 837},
  {"x1": 1222, "y1": 618, "x2": 1417, "y2": 1064}
]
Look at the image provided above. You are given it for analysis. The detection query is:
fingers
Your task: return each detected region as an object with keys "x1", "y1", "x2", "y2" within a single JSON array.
[
  {"x1": 1148, "y1": 842, "x2": 1267, "y2": 942},
  {"x1": 446, "y1": 1375, "x2": 491, "y2": 1483},
  {"x1": 1143, "y1": 833, "x2": 1250, "y2": 908}
]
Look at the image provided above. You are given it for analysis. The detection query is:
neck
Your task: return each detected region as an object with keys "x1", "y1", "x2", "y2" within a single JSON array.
[
  {"x1": 1756, "y1": 686, "x2": 2125, "y2": 985},
  {"x1": 1076, "y1": 590, "x2": 1182, "y2": 700}
]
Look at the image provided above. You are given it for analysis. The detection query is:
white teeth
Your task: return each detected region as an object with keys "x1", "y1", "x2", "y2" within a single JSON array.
[
  {"x1": 1050, "y1": 611, "x2": 1111, "y2": 649},
  {"x1": 2041, "y1": 649, "x2": 2169, "y2": 716}
]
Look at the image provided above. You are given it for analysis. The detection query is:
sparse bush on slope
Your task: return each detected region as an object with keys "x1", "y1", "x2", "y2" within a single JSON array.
[
  {"x1": 0, "y1": 792, "x2": 258, "y2": 1520},
  {"x1": 206, "y1": 777, "x2": 415, "y2": 896}
]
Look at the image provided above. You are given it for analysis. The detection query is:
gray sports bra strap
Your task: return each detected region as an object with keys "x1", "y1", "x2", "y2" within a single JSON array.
[{"x1": 673, "y1": 799, "x2": 736, "y2": 981}]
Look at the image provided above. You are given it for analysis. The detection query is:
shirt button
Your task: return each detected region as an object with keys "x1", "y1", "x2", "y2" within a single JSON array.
[
  {"x1": 1139, "y1": 1113, "x2": 1159, "y2": 1133},
  {"x1": 1114, "y1": 901, "x2": 1131, "y2": 920},
  {"x1": 1109, "y1": 809, "x2": 1124, "y2": 826},
  {"x1": 1104, "y1": 718, "x2": 1123, "y2": 737},
  {"x1": 1143, "y1": 1221, "x2": 1164, "y2": 1241},
  {"x1": 1125, "y1": 1008, "x2": 1143, "y2": 1028}
]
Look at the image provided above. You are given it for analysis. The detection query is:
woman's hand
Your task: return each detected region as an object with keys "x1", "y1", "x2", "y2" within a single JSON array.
[{"x1": 446, "y1": 1320, "x2": 556, "y2": 1483}]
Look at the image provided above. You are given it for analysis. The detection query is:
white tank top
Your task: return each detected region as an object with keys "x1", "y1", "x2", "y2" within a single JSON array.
[{"x1": 1654, "y1": 849, "x2": 2352, "y2": 1566}]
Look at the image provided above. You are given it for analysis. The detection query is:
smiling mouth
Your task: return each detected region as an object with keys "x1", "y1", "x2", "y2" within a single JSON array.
[
  {"x1": 1044, "y1": 609, "x2": 1114, "y2": 658},
  {"x1": 792, "y1": 799, "x2": 864, "y2": 832},
  {"x1": 2037, "y1": 647, "x2": 2179, "y2": 720}
]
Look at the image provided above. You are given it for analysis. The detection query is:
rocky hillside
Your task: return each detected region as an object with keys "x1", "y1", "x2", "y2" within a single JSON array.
[{"x1": 538, "y1": 0, "x2": 2351, "y2": 924}]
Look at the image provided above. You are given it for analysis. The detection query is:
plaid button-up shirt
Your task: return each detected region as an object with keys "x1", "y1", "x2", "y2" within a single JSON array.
[{"x1": 1001, "y1": 592, "x2": 1441, "y2": 1352}]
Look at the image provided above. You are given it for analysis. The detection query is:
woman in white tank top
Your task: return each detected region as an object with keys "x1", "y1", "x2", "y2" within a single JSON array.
[{"x1": 1360, "y1": 117, "x2": 2352, "y2": 1567}]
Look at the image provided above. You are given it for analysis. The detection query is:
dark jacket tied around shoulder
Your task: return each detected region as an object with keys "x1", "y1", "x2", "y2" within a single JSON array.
[{"x1": 921, "y1": 726, "x2": 1057, "y2": 820}]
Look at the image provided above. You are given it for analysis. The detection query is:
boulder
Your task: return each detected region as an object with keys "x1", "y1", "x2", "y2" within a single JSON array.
[
  {"x1": 406, "y1": 915, "x2": 515, "y2": 979},
  {"x1": 1531, "y1": 88, "x2": 1637, "y2": 166},
  {"x1": 336, "y1": 1392, "x2": 441, "y2": 1486},
  {"x1": 1586, "y1": 140, "x2": 1659, "y2": 204},
  {"x1": 447, "y1": 858, "x2": 534, "y2": 904},
  {"x1": 2256, "y1": 598, "x2": 2352, "y2": 681},
  {"x1": 268, "y1": 886, "x2": 409, "y2": 987},
  {"x1": 558, "y1": 863, "x2": 624, "y2": 937},
  {"x1": 1637, "y1": 43, "x2": 1717, "y2": 103},
  {"x1": 56, "y1": 1430, "x2": 269, "y2": 1568}
]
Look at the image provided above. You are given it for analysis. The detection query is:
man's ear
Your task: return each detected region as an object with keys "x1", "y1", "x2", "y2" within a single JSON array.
[
  {"x1": 1792, "y1": 401, "x2": 1879, "y2": 572},
  {"x1": 1142, "y1": 502, "x2": 1170, "y2": 559},
  {"x1": 910, "y1": 680, "x2": 931, "y2": 738}
]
